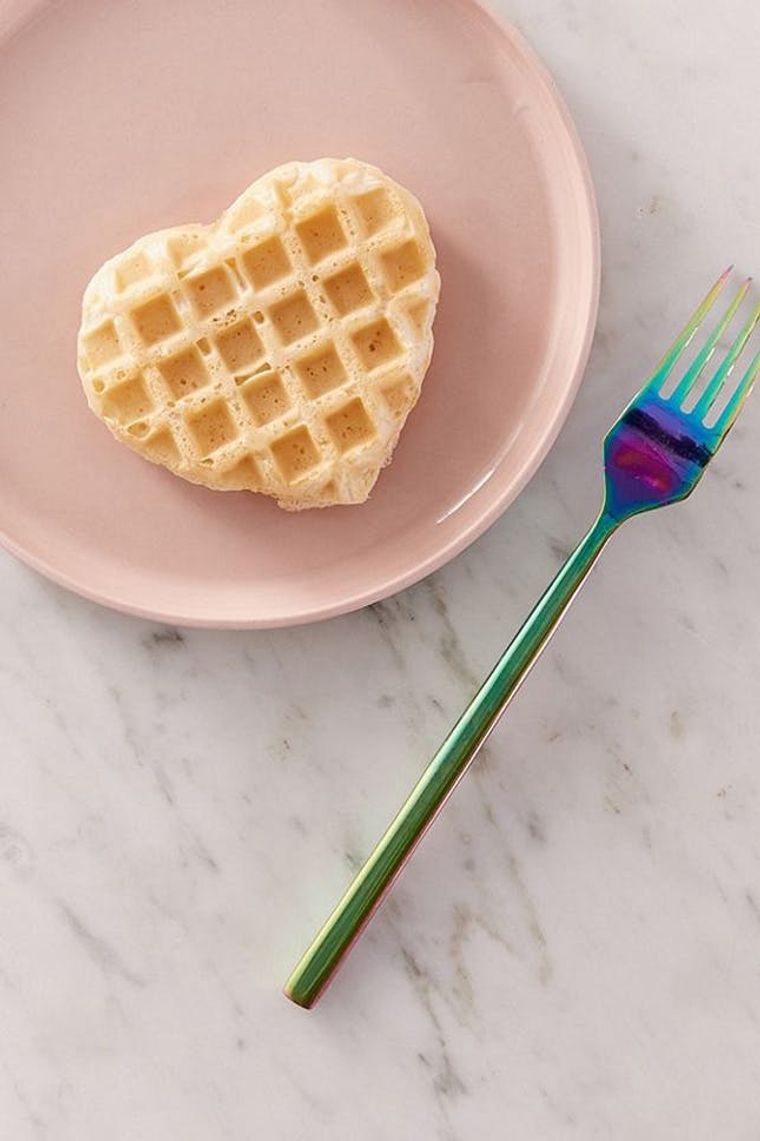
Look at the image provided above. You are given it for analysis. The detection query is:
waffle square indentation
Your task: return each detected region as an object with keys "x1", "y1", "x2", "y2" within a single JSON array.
[
  {"x1": 269, "y1": 291, "x2": 319, "y2": 346},
  {"x1": 158, "y1": 347, "x2": 211, "y2": 400},
  {"x1": 185, "y1": 267, "x2": 237, "y2": 317},
  {"x1": 186, "y1": 399, "x2": 239, "y2": 456},
  {"x1": 323, "y1": 264, "x2": 373, "y2": 316},
  {"x1": 380, "y1": 240, "x2": 426, "y2": 293},
  {"x1": 379, "y1": 373, "x2": 417, "y2": 416},
  {"x1": 240, "y1": 371, "x2": 291, "y2": 427},
  {"x1": 102, "y1": 373, "x2": 153, "y2": 425},
  {"x1": 214, "y1": 319, "x2": 264, "y2": 372},
  {"x1": 296, "y1": 207, "x2": 347, "y2": 264},
  {"x1": 325, "y1": 398, "x2": 376, "y2": 454},
  {"x1": 131, "y1": 295, "x2": 181, "y2": 345},
  {"x1": 83, "y1": 321, "x2": 121, "y2": 367},
  {"x1": 219, "y1": 455, "x2": 262, "y2": 489},
  {"x1": 294, "y1": 345, "x2": 347, "y2": 398},
  {"x1": 352, "y1": 188, "x2": 396, "y2": 236},
  {"x1": 270, "y1": 425, "x2": 320, "y2": 483},
  {"x1": 351, "y1": 318, "x2": 402, "y2": 370},
  {"x1": 143, "y1": 427, "x2": 180, "y2": 464},
  {"x1": 241, "y1": 236, "x2": 292, "y2": 289}
]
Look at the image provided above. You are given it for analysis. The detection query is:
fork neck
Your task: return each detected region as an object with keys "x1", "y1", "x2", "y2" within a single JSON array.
[
  {"x1": 470, "y1": 504, "x2": 620, "y2": 721},
  {"x1": 541, "y1": 507, "x2": 620, "y2": 618},
  {"x1": 575, "y1": 506, "x2": 620, "y2": 556}
]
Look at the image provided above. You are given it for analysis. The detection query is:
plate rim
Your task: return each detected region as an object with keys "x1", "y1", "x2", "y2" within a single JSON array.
[{"x1": 0, "y1": 1, "x2": 599, "y2": 629}]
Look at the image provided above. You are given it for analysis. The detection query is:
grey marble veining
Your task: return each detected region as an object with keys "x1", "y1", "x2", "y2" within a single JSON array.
[{"x1": 2, "y1": 1, "x2": 760, "y2": 1138}]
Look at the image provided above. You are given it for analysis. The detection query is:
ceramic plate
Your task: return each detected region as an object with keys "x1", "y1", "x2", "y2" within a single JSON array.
[{"x1": 0, "y1": 0, "x2": 598, "y2": 628}]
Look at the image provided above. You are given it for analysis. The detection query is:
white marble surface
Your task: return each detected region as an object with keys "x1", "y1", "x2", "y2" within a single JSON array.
[{"x1": 2, "y1": 1, "x2": 760, "y2": 1137}]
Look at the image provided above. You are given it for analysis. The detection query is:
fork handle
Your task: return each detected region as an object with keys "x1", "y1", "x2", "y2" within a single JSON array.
[{"x1": 285, "y1": 509, "x2": 620, "y2": 1008}]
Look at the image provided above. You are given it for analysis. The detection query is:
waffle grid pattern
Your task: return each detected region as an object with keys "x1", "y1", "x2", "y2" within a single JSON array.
[{"x1": 78, "y1": 159, "x2": 439, "y2": 508}]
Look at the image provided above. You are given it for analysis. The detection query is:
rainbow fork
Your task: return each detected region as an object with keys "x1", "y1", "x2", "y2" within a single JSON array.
[{"x1": 286, "y1": 269, "x2": 760, "y2": 1008}]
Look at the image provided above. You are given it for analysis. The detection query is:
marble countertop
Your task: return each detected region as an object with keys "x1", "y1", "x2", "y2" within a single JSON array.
[{"x1": 2, "y1": 1, "x2": 760, "y2": 1137}]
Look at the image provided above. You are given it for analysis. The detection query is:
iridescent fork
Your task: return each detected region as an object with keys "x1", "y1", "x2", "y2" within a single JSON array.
[{"x1": 286, "y1": 269, "x2": 760, "y2": 1009}]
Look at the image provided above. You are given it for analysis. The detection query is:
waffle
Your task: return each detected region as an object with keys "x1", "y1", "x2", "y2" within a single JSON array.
[{"x1": 77, "y1": 158, "x2": 440, "y2": 509}]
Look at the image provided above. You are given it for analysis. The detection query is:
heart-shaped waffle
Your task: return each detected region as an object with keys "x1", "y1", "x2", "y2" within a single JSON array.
[{"x1": 77, "y1": 158, "x2": 439, "y2": 509}]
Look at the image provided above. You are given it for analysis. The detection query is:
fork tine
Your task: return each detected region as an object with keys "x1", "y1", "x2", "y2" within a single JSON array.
[
  {"x1": 696, "y1": 300, "x2": 760, "y2": 420},
  {"x1": 649, "y1": 266, "x2": 732, "y2": 392},
  {"x1": 670, "y1": 278, "x2": 751, "y2": 406},
  {"x1": 715, "y1": 345, "x2": 760, "y2": 438}
]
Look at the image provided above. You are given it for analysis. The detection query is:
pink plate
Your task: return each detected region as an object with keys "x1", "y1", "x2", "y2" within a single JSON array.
[{"x1": 0, "y1": 0, "x2": 598, "y2": 628}]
